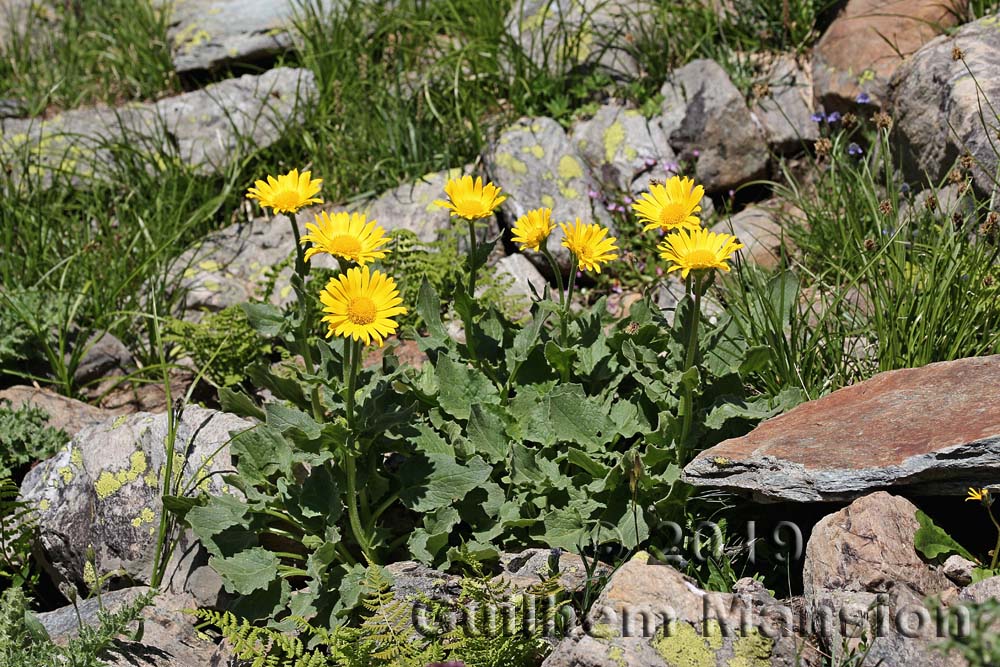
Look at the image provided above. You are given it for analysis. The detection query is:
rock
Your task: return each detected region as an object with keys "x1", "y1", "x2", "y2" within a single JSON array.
[
  {"x1": 713, "y1": 203, "x2": 793, "y2": 270},
  {"x1": 960, "y1": 575, "x2": 1000, "y2": 603},
  {"x1": 803, "y1": 492, "x2": 955, "y2": 599},
  {"x1": 361, "y1": 167, "x2": 475, "y2": 244},
  {"x1": 684, "y1": 355, "x2": 1000, "y2": 502},
  {"x1": 899, "y1": 183, "x2": 973, "y2": 222},
  {"x1": 384, "y1": 560, "x2": 462, "y2": 605},
  {"x1": 891, "y1": 14, "x2": 1000, "y2": 197},
  {"x1": 482, "y1": 253, "x2": 550, "y2": 318},
  {"x1": 0, "y1": 68, "x2": 316, "y2": 186},
  {"x1": 363, "y1": 339, "x2": 428, "y2": 371},
  {"x1": 813, "y1": 0, "x2": 966, "y2": 111},
  {"x1": 0, "y1": 385, "x2": 114, "y2": 437},
  {"x1": 751, "y1": 54, "x2": 819, "y2": 155},
  {"x1": 943, "y1": 555, "x2": 977, "y2": 587},
  {"x1": 38, "y1": 587, "x2": 227, "y2": 666},
  {"x1": 543, "y1": 551, "x2": 814, "y2": 667},
  {"x1": 497, "y1": 548, "x2": 611, "y2": 595},
  {"x1": 0, "y1": 97, "x2": 25, "y2": 118},
  {"x1": 505, "y1": 0, "x2": 655, "y2": 80},
  {"x1": 19, "y1": 406, "x2": 251, "y2": 606},
  {"x1": 570, "y1": 103, "x2": 674, "y2": 194},
  {"x1": 72, "y1": 332, "x2": 135, "y2": 386},
  {"x1": 659, "y1": 59, "x2": 769, "y2": 193},
  {"x1": 485, "y1": 116, "x2": 611, "y2": 274}
]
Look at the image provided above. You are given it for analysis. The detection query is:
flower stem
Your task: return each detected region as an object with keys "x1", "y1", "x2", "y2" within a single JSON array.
[
  {"x1": 679, "y1": 273, "x2": 703, "y2": 458},
  {"x1": 343, "y1": 337, "x2": 373, "y2": 561},
  {"x1": 540, "y1": 246, "x2": 565, "y2": 306},
  {"x1": 988, "y1": 505, "x2": 1000, "y2": 570},
  {"x1": 288, "y1": 212, "x2": 309, "y2": 278},
  {"x1": 288, "y1": 212, "x2": 323, "y2": 420},
  {"x1": 467, "y1": 218, "x2": 478, "y2": 298},
  {"x1": 561, "y1": 257, "x2": 578, "y2": 347}
]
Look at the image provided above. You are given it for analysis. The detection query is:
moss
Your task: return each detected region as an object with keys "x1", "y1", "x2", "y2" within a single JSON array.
[
  {"x1": 729, "y1": 631, "x2": 773, "y2": 667},
  {"x1": 652, "y1": 620, "x2": 722, "y2": 667}
]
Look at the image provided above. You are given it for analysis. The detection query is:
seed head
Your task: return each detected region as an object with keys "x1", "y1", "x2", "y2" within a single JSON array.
[
  {"x1": 879, "y1": 199, "x2": 893, "y2": 215},
  {"x1": 873, "y1": 111, "x2": 893, "y2": 131},
  {"x1": 815, "y1": 137, "x2": 832, "y2": 157},
  {"x1": 948, "y1": 168, "x2": 965, "y2": 185},
  {"x1": 960, "y1": 152, "x2": 975, "y2": 171},
  {"x1": 864, "y1": 238, "x2": 877, "y2": 251},
  {"x1": 625, "y1": 321, "x2": 640, "y2": 335},
  {"x1": 924, "y1": 195, "x2": 938, "y2": 212},
  {"x1": 952, "y1": 46, "x2": 964, "y2": 61}
]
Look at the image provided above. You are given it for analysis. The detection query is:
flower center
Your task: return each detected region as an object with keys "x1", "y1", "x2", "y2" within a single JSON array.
[
  {"x1": 658, "y1": 202, "x2": 689, "y2": 229},
  {"x1": 458, "y1": 197, "x2": 487, "y2": 217},
  {"x1": 272, "y1": 189, "x2": 304, "y2": 211},
  {"x1": 684, "y1": 249, "x2": 718, "y2": 268},
  {"x1": 347, "y1": 296, "x2": 377, "y2": 325},
  {"x1": 328, "y1": 234, "x2": 362, "y2": 258}
]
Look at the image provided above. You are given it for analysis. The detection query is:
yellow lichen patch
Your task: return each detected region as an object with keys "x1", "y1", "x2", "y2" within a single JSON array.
[
  {"x1": 495, "y1": 152, "x2": 528, "y2": 175},
  {"x1": 608, "y1": 645, "x2": 626, "y2": 667},
  {"x1": 39, "y1": 499, "x2": 50, "y2": 511},
  {"x1": 94, "y1": 451, "x2": 150, "y2": 499},
  {"x1": 70, "y1": 448, "x2": 82, "y2": 467},
  {"x1": 525, "y1": 144, "x2": 545, "y2": 159},
  {"x1": 58, "y1": 467, "x2": 74, "y2": 484},
  {"x1": 559, "y1": 185, "x2": 579, "y2": 200},
  {"x1": 541, "y1": 194, "x2": 555, "y2": 208},
  {"x1": 111, "y1": 415, "x2": 128, "y2": 429},
  {"x1": 144, "y1": 469, "x2": 160, "y2": 488},
  {"x1": 131, "y1": 507, "x2": 156, "y2": 528},
  {"x1": 95, "y1": 471, "x2": 122, "y2": 500},
  {"x1": 558, "y1": 155, "x2": 583, "y2": 181},
  {"x1": 730, "y1": 630, "x2": 773, "y2": 667},
  {"x1": 603, "y1": 121, "x2": 625, "y2": 162},
  {"x1": 198, "y1": 259, "x2": 221, "y2": 271},
  {"x1": 652, "y1": 620, "x2": 722, "y2": 667}
]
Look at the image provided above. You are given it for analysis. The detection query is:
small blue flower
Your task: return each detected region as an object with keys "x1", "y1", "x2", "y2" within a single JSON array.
[
  {"x1": 901, "y1": 182, "x2": 911, "y2": 195},
  {"x1": 811, "y1": 112, "x2": 826, "y2": 123},
  {"x1": 856, "y1": 92, "x2": 871, "y2": 104},
  {"x1": 827, "y1": 111, "x2": 842, "y2": 124},
  {"x1": 847, "y1": 142, "x2": 863, "y2": 157}
]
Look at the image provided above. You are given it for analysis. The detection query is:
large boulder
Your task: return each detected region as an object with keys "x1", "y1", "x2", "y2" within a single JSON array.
[
  {"x1": 684, "y1": 356, "x2": 1000, "y2": 502},
  {"x1": 38, "y1": 587, "x2": 228, "y2": 666},
  {"x1": 506, "y1": 0, "x2": 655, "y2": 80},
  {"x1": 0, "y1": 68, "x2": 316, "y2": 186},
  {"x1": 891, "y1": 14, "x2": 1000, "y2": 197},
  {"x1": 659, "y1": 59, "x2": 769, "y2": 193},
  {"x1": 751, "y1": 54, "x2": 819, "y2": 155},
  {"x1": 712, "y1": 203, "x2": 794, "y2": 270},
  {"x1": 19, "y1": 406, "x2": 252, "y2": 607},
  {"x1": 570, "y1": 103, "x2": 674, "y2": 194},
  {"x1": 484, "y1": 116, "x2": 611, "y2": 274},
  {"x1": 813, "y1": 0, "x2": 966, "y2": 111},
  {"x1": 0, "y1": 385, "x2": 115, "y2": 438}
]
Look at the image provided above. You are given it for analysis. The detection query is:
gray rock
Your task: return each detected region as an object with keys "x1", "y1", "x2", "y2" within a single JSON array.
[
  {"x1": 752, "y1": 55, "x2": 819, "y2": 155},
  {"x1": 891, "y1": 15, "x2": 1000, "y2": 197},
  {"x1": 0, "y1": 97, "x2": 25, "y2": 118},
  {"x1": 485, "y1": 116, "x2": 611, "y2": 274},
  {"x1": 803, "y1": 492, "x2": 956, "y2": 599},
  {"x1": 383, "y1": 560, "x2": 462, "y2": 604},
  {"x1": 659, "y1": 59, "x2": 769, "y2": 193},
  {"x1": 0, "y1": 385, "x2": 114, "y2": 437},
  {"x1": 684, "y1": 355, "x2": 1000, "y2": 502},
  {"x1": 1, "y1": 67, "x2": 316, "y2": 186},
  {"x1": 942, "y1": 555, "x2": 977, "y2": 587},
  {"x1": 360, "y1": 166, "x2": 475, "y2": 244},
  {"x1": 959, "y1": 575, "x2": 1000, "y2": 603},
  {"x1": 72, "y1": 332, "x2": 135, "y2": 386},
  {"x1": 497, "y1": 548, "x2": 610, "y2": 595},
  {"x1": 39, "y1": 587, "x2": 228, "y2": 666},
  {"x1": 570, "y1": 103, "x2": 674, "y2": 194},
  {"x1": 899, "y1": 183, "x2": 974, "y2": 222},
  {"x1": 505, "y1": 0, "x2": 655, "y2": 80},
  {"x1": 481, "y1": 253, "x2": 549, "y2": 319},
  {"x1": 713, "y1": 203, "x2": 794, "y2": 270},
  {"x1": 19, "y1": 406, "x2": 252, "y2": 606}
]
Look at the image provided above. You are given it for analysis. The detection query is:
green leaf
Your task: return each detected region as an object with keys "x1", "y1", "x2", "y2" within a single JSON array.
[
  {"x1": 400, "y1": 454, "x2": 493, "y2": 513},
  {"x1": 467, "y1": 404, "x2": 511, "y2": 463},
  {"x1": 218, "y1": 387, "x2": 265, "y2": 421},
  {"x1": 540, "y1": 501, "x2": 601, "y2": 551},
  {"x1": 544, "y1": 341, "x2": 576, "y2": 379},
  {"x1": 416, "y1": 280, "x2": 449, "y2": 347},
  {"x1": 265, "y1": 402, "x2": 322, "y2": 440},
  {"x1": 210, "y1": 547, "x2": 280, "y2": 595},
  {"x1": 913, "y1": 510, "x2": 976, "y2": 562},
  {"x1": 412, "y1": 424, "x2": 455, "y2": 457},
  {"x1": 435, "y1": 354, "x2": 500, "y2": 421},
  {"x1": 230, "y1": 425, "x2": 293, "y2": 482},
  {"x1": 512, "y1": 384, "x2": 614, "y2": 449},
  {"x1": 241, "y1": 302, "x2": 285, "y2": 337},
  {"x1": 566, "y1": 448, "x2": 609, "y2": 479}
]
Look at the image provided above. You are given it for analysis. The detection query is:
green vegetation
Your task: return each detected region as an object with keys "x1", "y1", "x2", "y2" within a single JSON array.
[{"x1": 0, "y1": 401, "x2": 68, "y2": 480}]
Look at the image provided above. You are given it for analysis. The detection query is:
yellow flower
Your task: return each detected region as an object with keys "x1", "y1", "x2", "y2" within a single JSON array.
[
  {"x1": 657, "y1": 227, "x2": 743, "y2": 278},
  {"x1": 301, "y1": 211, "x2": 390, "y2": 266},
  {"x1": 319, "y1": 266, "x2": 407, "y2": 347},
  {"x1": 966, "y1": 487, "x2": 990, "y2": 503},
  {"x1": 246, "y1": 169, "x2": 323, "y2": 214},
  {"x1": 559, "y1": 219, "x2": 619, "y2": 274},
  {"x1": 511, "y1": 208, "x2": 555, "y2": 252},
  {"x1": 633, "y1": 176, "x2": 704, "y2": 233},
  {"x1": 434, "y1": 175, "x2": 506, "y2": 220}
]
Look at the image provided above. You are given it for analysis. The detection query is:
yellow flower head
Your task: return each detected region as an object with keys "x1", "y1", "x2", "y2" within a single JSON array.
[
  {"x1": 658, "y1": 227, "x2": 743, "y2": 279},
  {"x1": 246, "y1": 169, "x2": 323, "y2": 214},
  {"x1": 511, "y1": 208, "x2": 555, "y2": 252},
  {"x1": 559, "y1": 219, "x2": 619, "y2": 274},
  {"x1": 633, "y1": 176, "x2": 705, "y2": 233},
  {"x1": 301, "y1": 211, "x2": 390, "y2": 266},
  {"x1": 434, "y1": 175, "x2": 506, "y2": 220},
  {"x1": 319, "y1": 266, "x2": 407, "y2": 347},
  {"x1": 966, "y1": 487, "x2": 990, "y2": 503}
]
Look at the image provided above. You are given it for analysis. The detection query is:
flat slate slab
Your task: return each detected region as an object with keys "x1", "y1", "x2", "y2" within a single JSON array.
[{"x1": 684, "y1": 356, "x2": 1000, "y2": 502}]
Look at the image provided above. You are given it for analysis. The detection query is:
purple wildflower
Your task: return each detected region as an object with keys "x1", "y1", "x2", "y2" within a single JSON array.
[
  {"x1": 727, "y1": 189, "x2": 735, "y2": 198},
  {"x1": 623, "y1": 196, "x2": 633, "y2": 205},
  {"x1": 856, "y1": 92, "x2": 871, "y2": 104},
  {"x1": 692, "y1": 149, "x2": 701, "y2": 157},
  {"x1": 827, "y1": 111, "x2": 842, "y2": 124},
  {"x1": 644, "y1": 157, "x2": 657, "y2": 167},
  {"x1": 615, "y1": 204, "x2": 626, "y2": 213},
  {"x1": 847, "y1": 142, "x2": 863, "y2": 157},
  {"x1": 655, "y1": 266, "x2": 664, "y2": 277},
  {"x1": 606, "y1": 202, "x2": 616, "y2": 211},
  {"x1": 664, "y1": 161, "x2": 680, "y2": 174},
  {"x1": 587, "y1": 189, "x2": 600, "y2": 199},
  {"x1": 810, "y1": 112, "x2": 826, "y2": 123}
]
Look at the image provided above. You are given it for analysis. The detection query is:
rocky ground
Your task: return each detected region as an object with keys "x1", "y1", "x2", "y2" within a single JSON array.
[{"x1": 3, "y1": 0, "x2": 1000, "y2": 666}]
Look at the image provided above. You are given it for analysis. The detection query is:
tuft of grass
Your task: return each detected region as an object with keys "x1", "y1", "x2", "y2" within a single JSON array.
[{"x1": 0, "y1": 0, "x2": 177, "y2": 115}]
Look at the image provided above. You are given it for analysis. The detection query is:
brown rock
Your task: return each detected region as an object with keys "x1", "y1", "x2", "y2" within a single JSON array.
[
  {"x1": 684, "y1": 356, "x2": 1000, "y2": 502},
  {"x1": 803, "y1": 492, "x2": 955, "y2": 598},
  {"x1": 713, "y1": 203, "x2": 794, "y2": 270},
  {"x1": 362, "y1": 339, "x2": 428, "y2": 371},
  {"x1": 813, "y1": 0, "x2": 966, "y2": 111},
  {"x1": 0, "y1": 385, "x2": 113, "y2": 437}
]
